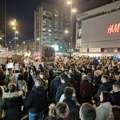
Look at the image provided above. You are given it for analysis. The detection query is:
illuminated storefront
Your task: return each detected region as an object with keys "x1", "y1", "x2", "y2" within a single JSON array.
[{"x1": 76, "y1": 0, "x2": 120, "y2": 55}]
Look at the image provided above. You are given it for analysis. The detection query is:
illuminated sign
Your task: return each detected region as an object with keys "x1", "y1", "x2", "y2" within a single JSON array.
[
  {"x1": 51, "y1": 45, "x2": 59, "y2": 52},
  {"x1": 80, "y1": 9, "x2": 120, "y2": 48},
  {"x1": 89, "y1": 48, "x2": 101, "y2": 52},
  {"x1": 80, "y1": 48, "x2": 87, "y2": 52},
  {"x1": 107, "y1": 23, "x2": 120, "y2": 34}
]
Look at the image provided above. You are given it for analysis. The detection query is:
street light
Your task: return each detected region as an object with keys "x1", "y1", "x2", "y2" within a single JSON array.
[
  {"x1": 72, "y1": 8, "x2": 77, "y2": 13},
  {"x1": 67, "y1": 1, "x2": 72, "y2": 5},
  {"x1": 10, "y1": 19, "x2": 17, "y2": 26},
  {"x1": 23, "y1": 41, "x2": 25, "y2": 44},
  {"x1": 12, "y1": 26, "x2": 16, "y2": 30},
  {"x1": 65, "y1": 29, "x2": 69, "y2": 34},
  {"x1": 66, "y1": 0, "x2": 77, "y2": 57}
]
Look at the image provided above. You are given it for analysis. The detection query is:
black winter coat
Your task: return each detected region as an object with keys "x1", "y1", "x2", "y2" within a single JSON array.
[
  {"x1": 95, "y1": 82, "x2": 112, "y2": 101},
  {"x1": 55, "y1": 82, "x2": 72, "y2": 102},
  {"x1": 50, "y1": 76, "x2": 61, "y2": 100},
  {"x1": 26, "y1": 86, "x2": 47, "y2": 113},
  {"x1": 112, "y1": 91, "x2": 120, "y2": 106},
  {"x1": 2, "y1": 95, "x2": 24, "y2": 120}
]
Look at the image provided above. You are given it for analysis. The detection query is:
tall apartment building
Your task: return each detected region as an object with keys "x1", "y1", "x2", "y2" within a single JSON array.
[
  {"x1": 34, "y1": 3, "x2": 71, "y2": 53},
  {"x1": 17, "y1": 39, "x2": 35, "y2": 54}
]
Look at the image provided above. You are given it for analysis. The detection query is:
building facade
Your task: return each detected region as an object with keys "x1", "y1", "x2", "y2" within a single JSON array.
[
  {"x1": 76, "y1": 0, "x2": 120, "y2": 54},
  {"x1": 34, "y1": 3, "x2": 71, "y2": 53},
  {"x1": 12, "y1": 39, "x2": 35, "y2": 54}
]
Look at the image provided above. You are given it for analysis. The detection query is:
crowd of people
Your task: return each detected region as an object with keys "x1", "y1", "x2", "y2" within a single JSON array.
[{"x1": 0, "y1": 55, "x2": 120, "y2": 120}]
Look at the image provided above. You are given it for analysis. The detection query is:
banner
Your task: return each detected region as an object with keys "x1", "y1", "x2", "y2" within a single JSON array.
[
  {"x1": 89, "y1": 48, "x2": 101, "y2": 52},
  {"x1": 41, "y1": 46, "x2": 55, "y2": 62},
  {"x1": 12, "y1": 54, "x2": 23, "y2": 62}
]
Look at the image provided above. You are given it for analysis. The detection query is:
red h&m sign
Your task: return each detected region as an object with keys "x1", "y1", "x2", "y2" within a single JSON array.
[{"x1": 107, "y1": 23, "x2": 120, "y2": 34}]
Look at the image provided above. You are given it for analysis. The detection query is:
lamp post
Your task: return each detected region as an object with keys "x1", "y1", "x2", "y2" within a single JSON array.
[
  {"x1": 64, "y1": 29, "x2": 69, "y2": 52},
  {"x1": 23, "y1": 41, "x2": 25, "y2": 52},
  {"x1": 17, "y1": 44, "x2": 19, "y2": 52},
  {"x1": 10, "y1": 19, "x2": 19, "y2": 52},
  {"x1": 66, "y1": 0, "x2": 77, "y2": 57},
  {"x1": 37, "y1": 37, "x2": 40, "y2": 53},
  {"x1": 14, "y1": 30, "x2": 19, "y2": 51}
]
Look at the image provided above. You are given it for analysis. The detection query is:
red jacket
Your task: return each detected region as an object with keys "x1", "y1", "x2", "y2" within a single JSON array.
[{"x1": 80, "y1": 80, "x2": 94, "y2": 99}]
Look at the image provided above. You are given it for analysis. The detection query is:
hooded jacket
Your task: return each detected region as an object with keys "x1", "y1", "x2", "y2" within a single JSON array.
[
  {"x1": 96, "y1": 102, "x2": 114, "y2": 120},
  {"x1": 2, "y1": 92, "x2": 24, "y2": 120},
  {"x1": 26, "y1": 85, "x2": 47, "y2": 113}
]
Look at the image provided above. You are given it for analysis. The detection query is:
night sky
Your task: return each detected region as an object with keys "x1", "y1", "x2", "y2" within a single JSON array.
[
  {"x1": 6, "y1": 0, "x2": 113, "y2": 41},
  {"x1": 6, "y1": 0, "x2": 88, "y2": 41},
  {"x1": 6, "y1": 0, "x2": 46, "y2": 41}
]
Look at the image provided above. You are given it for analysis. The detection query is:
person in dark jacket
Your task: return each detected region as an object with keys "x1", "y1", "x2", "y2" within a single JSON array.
[
  {"x1": 63, "y1": 87, "x2": 80, "y2": 120},
  {"x1": 26, "y1": 79, "x2": 47, "y2": 120},
  {"x1": 2, "y1": 82, "x2": 24, "y2": 120},
  {"x1": 49, "y1": 73, "x2": 61, "y2": 102},
  {"x1": 92, "y1": 58, "x2": 99, "y2": 66},
  {"x1": 17, "y1": 74, "x2": 28, "y2": 96},
  {"x1": 0, "y1": 65, "x2": 4, "y2": 85},
  {"x1": 93, "y1": 70, "x2": 102, "y2": 95},
  {"x1": 95, "y1": 75, "x2": 112, "y2": 102},
  {"x1": 55, "y1": 74, "x2": 72, "y2": 102},
  {"x1": 112, "y1": 81, "x2": 120, "y2": 106}
]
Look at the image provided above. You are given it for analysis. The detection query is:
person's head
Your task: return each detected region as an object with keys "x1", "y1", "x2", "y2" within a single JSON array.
[
  {"x1": 94, "y1": 70, "x2": 101, "y2": 77},
  {"x1": 0, "y1": 65, "x2": 2, "y2": 69},
  {"x1": 61, "y1": 74, "x2": 69, "y2": 83},
  {"x1": 56, "y1": 102, "x2": 70, "y2": 119},
  {"x1": 113, "y1": 82, "x2": 120, "y2": 92},
  {"x1": 34, "y1": 79, "x2": 41, "y2": 87},
  {"x1": 82, "y1": 75, "x2": 88, "y2": 81},
  {"x1": 18, "y1": 74, "x2": 24, "y2": 81},
  {"x1": 87, "y1": 73, "x2": 94, "y2": 83},
  {"x1": 48, "y1": 103, "x2": 56, "y2": 118},
  {"x1": 112, "y1": 106, "x2": 120, "y2": 120},
  {"x1": 8, "y1": 82, "x2": 17, "y2": 92},
  {"x1": 102, "y1": 68, "x2": 106, "y2": 75},
  {"x1": 8, "y1": 68, "x2": 14, "y2": 74},
  {"x1": 79, "y1": 103, "x2": 96, "y2": 120},
  {"x1": 20, "y1": 67, "x2": 24, "y2": 73},
  {"x1": 39, "y1": 72, "x2": 44, "y2": 79},
  {"x1": 115, "y1": 74, "x2": 120, "y2": 81},
  {"x1": 100, "y1": 91, "x2": 113, "y2": 103},
  {"x1": 48, "y1": 102, "x2": 70, "y2": 119},
  {"x1": 64, "y1": 87, "x2": 73, "y2": 100},
  {"x1": 101, "y1": 75, "x2": 109, "y2": 83},
  {"x1": 55, "y1": 70, "x2": 61, "y2": 76},
  {"x1": 69, "y1": 69, "x2": 73, "y2": 74}
]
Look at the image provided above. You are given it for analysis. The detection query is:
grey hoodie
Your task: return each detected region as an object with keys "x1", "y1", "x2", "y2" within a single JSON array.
[{"x1": 96, "y1": 102, "x2": 114, "y2": 120}]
